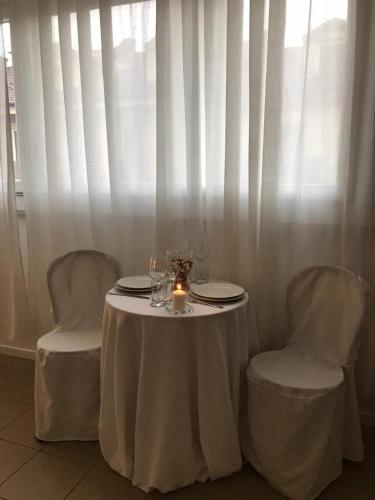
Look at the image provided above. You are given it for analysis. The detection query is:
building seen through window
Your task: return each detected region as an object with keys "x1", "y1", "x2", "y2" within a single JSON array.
[
  {"x1": 2, "y1": 0, "x2": 348, "y2": 198},
  {"x1": 3, "y1": 22, "x2": 20, "y2": 182}
]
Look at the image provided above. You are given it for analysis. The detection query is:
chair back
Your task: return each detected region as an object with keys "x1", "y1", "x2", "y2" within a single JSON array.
[
  {"x1": 47, "y1": 250, "x2": 120, "y2": 328},
  {"x1": 287, "y1": 265, "x2": 368, "y2": 366}
]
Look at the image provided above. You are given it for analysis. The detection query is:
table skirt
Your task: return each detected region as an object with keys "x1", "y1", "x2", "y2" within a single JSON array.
[{"x1": 99, "y1": 297, "x2": 258, "y2": 492}]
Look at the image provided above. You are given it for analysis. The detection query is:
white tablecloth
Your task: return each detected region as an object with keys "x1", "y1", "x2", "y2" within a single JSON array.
[{"x1": 99, "y1": 293, "x2": 259, "y2": 493}]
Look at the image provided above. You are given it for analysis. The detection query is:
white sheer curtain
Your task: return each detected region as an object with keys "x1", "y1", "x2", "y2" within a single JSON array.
[
  {"x1": 0, "y1": 11, "x2": 34, "y2": 350},
  {"x1": 8, "y1": 0, "x2": 375, "y2": 406},
  {"x1": 11, "y1": 0, "x2": 158, "y2": 333}
]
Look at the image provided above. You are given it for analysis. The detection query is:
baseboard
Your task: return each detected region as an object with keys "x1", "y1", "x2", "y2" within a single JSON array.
[{"x1": 0, "y1": 344, "x2": 36, "y2": 360}]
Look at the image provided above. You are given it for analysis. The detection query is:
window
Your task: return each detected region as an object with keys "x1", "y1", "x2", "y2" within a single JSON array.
[
  {"x1": 3, "y1": 22, "x2": 21, "y2": 179},
  {"x1": 279, "y1": 0, "x2": 349, "y2": 200},
  {"x1": 4, "y1": 0, "x2": 350, "y2": 208},
  {"x1": 3, "y1": 21, "x2": 24, "y2": 205}
]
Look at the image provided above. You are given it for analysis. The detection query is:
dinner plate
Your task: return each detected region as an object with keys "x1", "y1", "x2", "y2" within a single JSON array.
[
  {"x1": 191, "y1": 282, "x2": 245, "y2": 300},
  {"x1": 116, "y1": 275, "x2": 152, "y2": 290},
  {"x1": 116, "y1": 285, "x2": 151, "y2": 293},
  {"x1": 190, "y1": 291, "x2": 245, "y2": 303}
]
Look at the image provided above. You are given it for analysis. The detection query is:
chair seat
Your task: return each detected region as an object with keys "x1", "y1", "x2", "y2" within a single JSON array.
[
  {"x1": 248, "y1": 346, "x2": 344, "y2": 395},
  {"x1": 37, "y1": 328, "x2": 101, "y2": 354}
]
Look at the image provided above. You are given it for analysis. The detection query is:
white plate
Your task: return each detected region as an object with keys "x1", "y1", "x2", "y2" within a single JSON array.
[
  {"x1": 116, "y1": 285, "x2": 151, "y2": 293},
  {"x1": 191, "y1": 282, "x2": 245, "y2": 300},
  {"x1": 117, "y1": 275, "x2": 151, "y2": 290},
  {"x1": 190, "y1": 291, "x2": 245, "y2": 303}
]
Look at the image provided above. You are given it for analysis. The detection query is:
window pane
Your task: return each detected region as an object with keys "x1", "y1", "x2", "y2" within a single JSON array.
[
  {"x1": 3, "y1": 22, "x2": 20, "y2": 180},
  {"x1": 279, "y1": 0, "x2": 349, "y2": 198}
]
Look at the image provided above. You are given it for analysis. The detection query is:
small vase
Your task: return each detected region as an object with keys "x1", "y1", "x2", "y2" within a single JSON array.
[{"x1": 166, "y1": 250, "x2": 193, "y2": 294}]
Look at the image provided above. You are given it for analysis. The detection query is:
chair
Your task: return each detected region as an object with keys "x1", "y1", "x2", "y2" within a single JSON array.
[
  {"x1": 35, "y1": 250, "x2": 120, "y2": 441},
  {"x1": 244, "y1": 265, "x2": 368, "y2": 500}
]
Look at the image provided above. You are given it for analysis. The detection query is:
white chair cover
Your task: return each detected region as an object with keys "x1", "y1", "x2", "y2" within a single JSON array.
[
  {"x1": 244, "y1": 265, "x2": 368, "y2": 500},
  {"x1": 35, "y1": 250, "x2": 120, "y2": 441},
  {"x1": 287, "y1": 266, "x2": 367, "y2": 367}
]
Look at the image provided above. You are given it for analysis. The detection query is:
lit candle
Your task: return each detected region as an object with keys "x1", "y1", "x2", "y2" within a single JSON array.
[{"x1": 172, "y1": 283, "x2": 187, "y2": 312}]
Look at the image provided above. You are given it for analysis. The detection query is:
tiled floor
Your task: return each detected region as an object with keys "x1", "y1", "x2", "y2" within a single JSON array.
[{"x1": 0, "y1": 354, "x2": 374, "y2": 500}]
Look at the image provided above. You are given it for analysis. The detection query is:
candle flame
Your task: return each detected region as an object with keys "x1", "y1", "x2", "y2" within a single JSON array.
[{"x1": 176, "y1": 284, "x2": 182, "y2": 290}]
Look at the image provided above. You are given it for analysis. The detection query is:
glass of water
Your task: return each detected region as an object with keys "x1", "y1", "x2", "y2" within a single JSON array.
[{"x1": 149, "y1": 256, "x2": 167, "y2": 307}]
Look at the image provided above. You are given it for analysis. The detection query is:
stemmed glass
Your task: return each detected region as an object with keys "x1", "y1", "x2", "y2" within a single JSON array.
[
  {"x1": 194, "y1": 239, "x2": 209, "y2": 283},
  {"x1": 149, "y1": 256, "x2": 167, "y2": 307}
]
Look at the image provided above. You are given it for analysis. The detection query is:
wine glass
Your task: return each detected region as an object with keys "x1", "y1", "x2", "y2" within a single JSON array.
[
  {"x1": 149, "y1": 256, "x2": 167, "y2": 307},
  {"x1": 194, "y1": 239, "x2": 209, "y2": 283}
]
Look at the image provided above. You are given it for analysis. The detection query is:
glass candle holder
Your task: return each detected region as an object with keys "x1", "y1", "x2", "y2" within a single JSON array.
[
  {"x1": 166, "y1": 250, "x2": 194, "y2": 313},
  {"x1": 166, "y1": 250, "x2": 193, "y2": 294},
  {"x1": 166, "y1": 287, "x2": 193, "y2": 315}
]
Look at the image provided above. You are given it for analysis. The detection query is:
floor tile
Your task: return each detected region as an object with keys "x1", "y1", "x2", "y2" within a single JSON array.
[
  {"x1": 0, "y1": 367, "x2": 26, "y2": 392},
  {"x1": 43, "y1": 440, "x2": 103, "y2": 466},
  {"x1": 0, "y1": 439, "x2": 37, "y2": 484},
  {"x1": 94, "y1": 455, "x2": 113, "y2": 472},
  {"x1": 0, "y1": 374, "x2": 35, "y2": 405},
  {"x1": 0, "y1": 452, "x2": 89, "y2": 500},
  {"x1": 222, "y1": 465, "x2": 284, "y2": 500},
  {"x1": 0, "y1": 408, "x2": 42, "y2": 450},
  {"x1": 0, "y1": 356, "x2": 375, "y2": 500},
  {"x1": 66, "y1": 468, "x2": 145, "y2": 500},
  {"x1": 334, "y1": 426, "x2": 375, "y2": 493},
  {"x1": 0, "y1": 355, "x2": 35, "y2": 374},
  {"x1": 318, "y1": 478, "x2": 374, "y2": 499},
  {"x1": 148, "y1": 476, "x2": 233, "y2": 500},
  {"x1": 362, "y1": 425, "x2": 375, "y2": 452},
  {"x1": 339, "y1": 457, "x2": 375, "y2": 493},
  {"x1": 0, "y1": 399, "x2": 32, "y2": 430}
]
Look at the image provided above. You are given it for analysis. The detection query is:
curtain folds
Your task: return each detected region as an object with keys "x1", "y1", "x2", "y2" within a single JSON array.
[
  {"x1": 352, "y1": 0, "x2": 375, "y2": 406},
  {"x1": 6, "y1": 0, "x2": 375, "y2": 408},
  {"x1": 0, "y1": 12, "x2": 35, "y2": 349}
]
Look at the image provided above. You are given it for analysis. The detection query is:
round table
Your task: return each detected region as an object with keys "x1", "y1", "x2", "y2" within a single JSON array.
[{"x1": 99, "y1": 292, "x2": 259, "y2": 493}]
